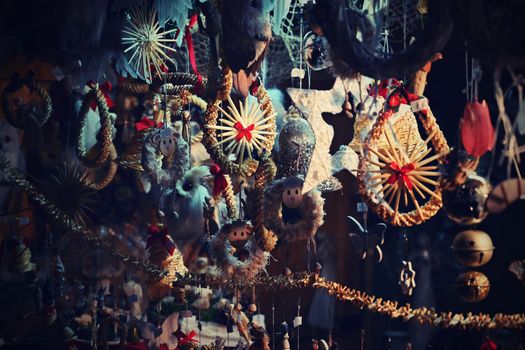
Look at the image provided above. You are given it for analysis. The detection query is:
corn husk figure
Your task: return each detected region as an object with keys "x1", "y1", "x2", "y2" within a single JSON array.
[
  {"x1": 227, "y1": 303, "x2": 251, "y2": 344},
  {"x1": 3, "y1": 236, "x2": 36, "y2": 274},
  {"x1": 248, "y1": 322, "x2": 270, "y2": 350},
  {"x1": 399, "y1": 260, "x2": 416, "y2": 296}
]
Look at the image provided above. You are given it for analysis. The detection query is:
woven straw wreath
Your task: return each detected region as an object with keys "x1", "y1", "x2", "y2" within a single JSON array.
[
  {"x1": 203, "y1": 67, "x2": 276, "y2": 177},
  {"x1": 358, "y1": 97, "x2": 449, "y2": 226}
]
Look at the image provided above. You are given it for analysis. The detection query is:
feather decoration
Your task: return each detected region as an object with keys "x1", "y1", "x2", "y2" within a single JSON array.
[
  {"x1": 272, "y1": 0, "x2": 292, "y2": 35},
  {"x1": 155, "y1": 0, "x2": 194, "y2": 47}
]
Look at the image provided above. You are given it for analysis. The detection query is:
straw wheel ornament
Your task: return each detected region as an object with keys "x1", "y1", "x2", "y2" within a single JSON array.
[
  {"x1": 203, "y1": 68, "x2": 277, "y2": 177},
  {"x1": 358, "y1": 95, "x2": 449, "y2": 226},
  {"x1": 122, "y1": 4, "x2": 178, "y2": 83}
]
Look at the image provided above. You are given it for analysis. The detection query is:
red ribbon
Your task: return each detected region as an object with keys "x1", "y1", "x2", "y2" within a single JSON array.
[
  {"x1": 234, "y1": 122, "x2": 255, "y2": 142},
  {"x1": 135, "y1": 117, "x2": 163, "y2": 132},
  {"x1": 177, "y1": 330, "x2": 197, "y2": 346},
  {"x1": 88, "y1": 80, "x2": 114, "y2": 111},
  {"x1": 386, "y1": 162, "x2": 415, "y2": 190},
  {"x1": 210, "y1": 164, "x2": 227, "y2": 197},
  {"x1": 184, "y1": 14, "x2": 203, "y2": 91},
  {"x1": 146, "y1": 225, "x2": 175, "y2": 256},
  {"x1": 479, "y1": 338, "x2": 497, "y2": 350}
]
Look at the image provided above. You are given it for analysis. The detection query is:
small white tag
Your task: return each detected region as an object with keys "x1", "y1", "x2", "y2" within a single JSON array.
[
  {"x1": 252, "y1": 314, "x2": 266, "y2": 329},
  {"x1": 410, "y1": 97, "x2": 429, "y2": 113},
  {"x1": 51, "y1": 66, "x2": 65, "y2": 81},
  {"x1": 357, "y1": 202, "x2": 367, "y2": 212},
  {"x1": 293, "y1": 316, "x2": 302, "y2": 327},
  {"x1": 291, "y1": 68, "x2": 305, "y2": 79}
]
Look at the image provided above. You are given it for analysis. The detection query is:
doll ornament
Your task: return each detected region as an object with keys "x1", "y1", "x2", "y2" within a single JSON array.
[
  {"x1": 209, "y1": 219, "x2": 269, "y2": 279},
  {"x1": 264, "y1": 117, "x2": 325, "y2": 242},
  {"x1": 281, "y1": 176, "x2": 305, "y2": 224},
  {"x1": 226, "y1": 221, "x2": 253, "y2": 261}
]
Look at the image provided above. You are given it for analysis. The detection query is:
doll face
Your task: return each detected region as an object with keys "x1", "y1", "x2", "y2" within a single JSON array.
[
  {"x1": 282, "y1": 185, "x2": 303, "y2": 209},
  {"x1": 227, "y1": 224, "x2": 252, "y2": 243}
]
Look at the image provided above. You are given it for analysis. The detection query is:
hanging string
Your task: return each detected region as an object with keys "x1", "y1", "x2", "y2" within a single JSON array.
[
  {"x1": 272, "y1": 299, "x2": 276, "y2": 350},
  {"x1": 299, "y1": 12, "x2": 304, "y2": 91},
  {"x1": 465, "y1": 46, "x2": 470, "y2": 103}
]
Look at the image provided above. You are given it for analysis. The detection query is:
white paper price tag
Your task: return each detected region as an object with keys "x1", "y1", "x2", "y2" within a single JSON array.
[{"x1": 293, "y1": 316, "x2": 302, "y2": 328}]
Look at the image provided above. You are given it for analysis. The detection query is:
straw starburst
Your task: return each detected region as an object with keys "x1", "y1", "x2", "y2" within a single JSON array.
[
  {"x1": 366, "y1": 123, "x2": 445, "y2": 222},
  {"x1": 122, "y1": 5, "x2": 178, "y2": 83},
  {"x1": 207, "y1": 96, "x2": 276, "y2": 165}
]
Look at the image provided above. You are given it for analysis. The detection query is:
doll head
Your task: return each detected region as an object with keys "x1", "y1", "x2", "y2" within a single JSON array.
[
  {"x1": 224, "y1": 220, "x2": 253, "y2": 249},
  {"x1": 281, "y1": 176, "x2": 304, "y2": 209}
]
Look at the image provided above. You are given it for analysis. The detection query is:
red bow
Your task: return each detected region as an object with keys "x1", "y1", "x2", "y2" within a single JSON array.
[
  {"x1": 177, "y1": 330, "x2": 197, "y2": 347},
  {"x1": 368, "y1": 79, "x2": 422, "y2": 112},
  {"x1": 386, "y1": 162, "x2": 415, "y2": 190},
  {"x1": 210, "y1": 164, "x2": 227, "y2": 197},
  {"x1": 88, "y1": 80, "x2": 114, "y2": 111},
  {"x1": 146, "y1": 225, "x2": 175, "y2": 256},
  {"x1": 234, "y1": 122, "x2": 255, "y2": 142},
  {"x1": 184, "y1": 14, "x2": 203, "y2": 92},
  {"x1": 135, "y1": 117, "x2": 163, "y2": 132}
]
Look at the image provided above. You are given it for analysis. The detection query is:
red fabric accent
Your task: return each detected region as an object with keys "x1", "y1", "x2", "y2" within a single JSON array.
[
  {"x1": 146, "y1": 225, "x2": 175, "y2": 256},
  {"x1": 460, "y1": 100, "x2": 495, "y2": 157},
  {"x1": 479, "y1": 338, "x2": 497, "y2": 350},
  {"x1": 177, "y1": 330, "x2": 197, "y2": 347},
  {"x1": 184, "y1": 14, "x2": 203, "y2": 92},
  {"x1": 250, "y1": 79, "x2": 260, "y2": 95},
  {"x1": 210, "y1": 164, "x2": 228, "y2": 196},
  {"x1": 383, "y1": 110, "x2": 394, "y2": 119},
  {"x1": 234, "y1": 122, "x2": 255, "y2": 142},
  {"x1": 135, "y1": 117, "x2": 163, "y2": 132},
  {"x1": 388, "y1": 94, "x2": 401, "y2": 108},
  {"x1": 387, "y1": 162, "x2": 415, "y2": 190},
  {"x1": 89, "y1": 80, "x2": 114, "y2": 111}
]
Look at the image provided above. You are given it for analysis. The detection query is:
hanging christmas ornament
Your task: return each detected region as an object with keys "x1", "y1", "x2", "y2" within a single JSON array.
[
  {"x1": 4, "y1": 236, "x2": 36, "y2": 273},
  {"x1": 160, "y1": 166, "x2": 212, "y2": 244},
  {"x1": 303, "y1": 32, "x2": 331, "y2": 71},
  {"x1": 122, "y1": 4, "x2": 177, "y2": 83},
  {"x1": 141, "y1": 125, "x2": 189, "y2": 187},
  {"x1": 460, "y1": 100, "x2": 495, "y2": 158},
  {"x1": 264, "y1": 117, "x2": 325, "y2": 242},
  {"x1": 209, "y1": 220, "x2": 269, "y2": 280},
  {"x1": 77, "y1": 82, "x2": 117, "y2": 168},
  {"x1": 146, "y1": 224, "x2": 176, "y2": 267},
  {"x1": 454, "y1": 271, "x2": 490, "y2": 303},
  {"x1": 486, "y1": 178, "x2": 525, "y2": 214},
  {"x1": 1, "y1": 71, "x2": 53, "y2": 129},
  {"x1": 441, "y1": 171, "x2": 491, "y2": 226},
  {"x1": 288, "y1": 77, "x2": 362, "y2": 192},
  {"x1": 39, "y1": 162, "x2": 96, "y2": 227},
  {"x1": 248, "y1": 321, "x2": 270, "y2": 350},
  {"x1": 203, "y1": 69, "x2": 276, "y2": 176},
  {"x1": 451, "y1": 230, "x2": 494, "y2": 267},
  {"x1": 509, "y1": 260, "x2": 525, "y2": 285},
  {"x1": 399, "y1": 260, "x2": 417, "y2": 296},
  {"x1": 358, "y1": 87, "x2": 449, "y2": 227},
  {"x1": 347, "y1": 215, "x2": 387, "y2": 262}
]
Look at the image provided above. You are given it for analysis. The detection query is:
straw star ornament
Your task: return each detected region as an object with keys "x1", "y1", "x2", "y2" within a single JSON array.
[
  {"x1": 207, "y1": 96, "x2": 276, "y2": 164},
  {"x1": 365, "y1": 120, "x2": 445, "y2": 224},
  {"x1": 122, "y1": 5, "x2": 178, "y2": 83}
]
